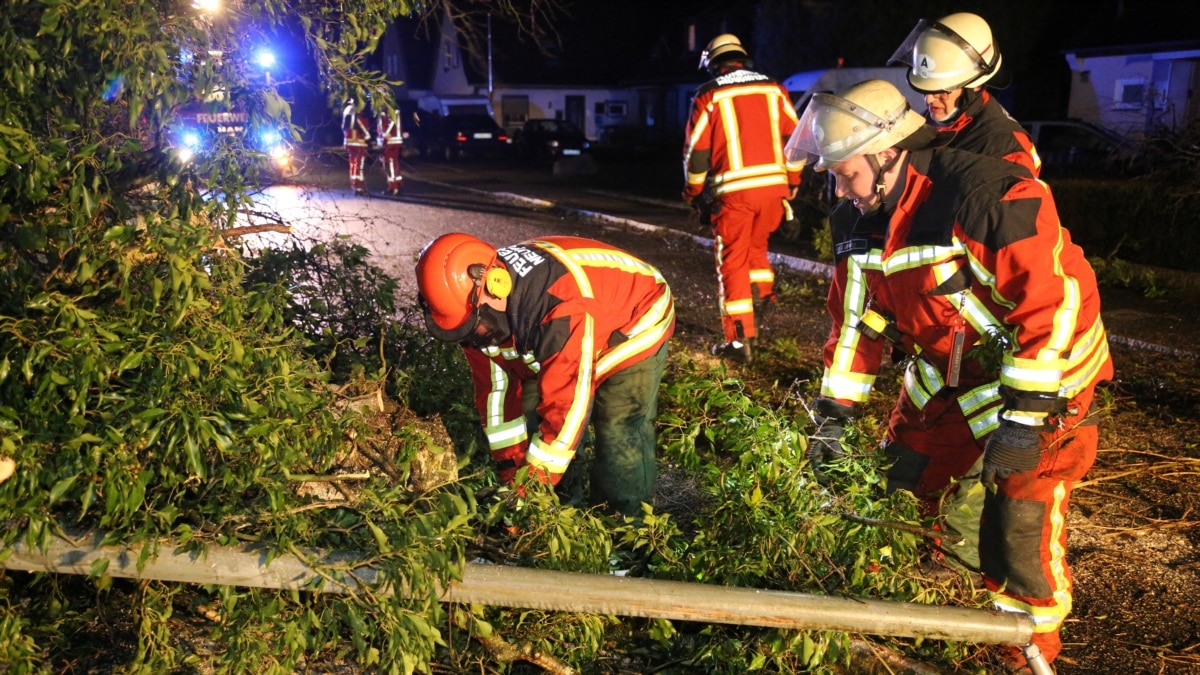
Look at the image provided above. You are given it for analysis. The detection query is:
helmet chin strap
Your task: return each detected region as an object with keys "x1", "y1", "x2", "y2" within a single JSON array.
[
  {"x1": 866, "y1": 151, "x2": 904, "y2": 213},
  {"x1": 932, "y1": 87, "x2": 978, "y2": 127},
  {"x1": 466, "y1": 304, "x2": 512, "y2": 348},
  {"x1": 932, "y1": 107, "x2": 961, "y2": 127}
]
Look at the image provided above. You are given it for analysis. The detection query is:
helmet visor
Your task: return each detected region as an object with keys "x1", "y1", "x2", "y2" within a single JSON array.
[
  {"x1": 887, "y1": 19, "x2": 931, "y2": 68},
  {"x1": 785, "y1": 92, "x2": 909, "y2": 171},
  {"x1": 783, "y1": 99, "x2": 823, "y2": 168},
  {"x1": 419, "y1": 291, "x2": 482, "y2": 343}
]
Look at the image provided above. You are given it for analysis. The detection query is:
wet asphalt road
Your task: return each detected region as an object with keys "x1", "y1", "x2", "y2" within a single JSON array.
[{"x1": 241, "y1": 153, "x2": 703, "y2": 303}]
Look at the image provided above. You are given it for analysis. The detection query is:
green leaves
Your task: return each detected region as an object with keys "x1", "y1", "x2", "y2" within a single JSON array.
[
  {"x1": 647, "y1": 356, "x2": 975, "y2": 671},
  {"x1": 1, "y1": 0, "x2": 472, "y2": 665}
]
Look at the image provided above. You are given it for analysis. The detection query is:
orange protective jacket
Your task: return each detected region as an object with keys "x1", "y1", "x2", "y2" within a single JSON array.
[
  {"x1": 463, "y1": 237, "x2": 675, "y2": 478},
  {"x1": 683, "y1": 68, "x2": 803, "y2": 201},
  {"x1": 822, "y1": 147, "x2": 1112, "y2": 434}
]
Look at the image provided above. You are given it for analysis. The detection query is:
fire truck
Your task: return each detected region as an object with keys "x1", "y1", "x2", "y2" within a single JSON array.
[
  {"x1": 168, "y1": 88, "x2": 294, "y2": 177},
  {"x1": 162, "y1": 21, "x2": 295, "y2": 178}
]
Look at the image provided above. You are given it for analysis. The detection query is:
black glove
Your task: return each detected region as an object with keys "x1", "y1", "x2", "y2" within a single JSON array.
[
  {"x1": 981, "y1": 419, "x2": 1043, "y2": 488},
  {"x1": 808, "y1": 398, "x2": 856, "y2": 484},
  {"x1": 689, "y1": 196, "x2": 715, "y2": 227}
]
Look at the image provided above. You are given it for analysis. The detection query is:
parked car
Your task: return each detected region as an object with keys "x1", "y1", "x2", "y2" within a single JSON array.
[
  {"x1": 400, "y1": 107, "x2": 438, "y2": 159},
  {"x1": 513, "y1": 118, "x2": 591, "y2": 162},
  {"x1": 420, "y1": 113, "x2": 510, "y2": 161},
  {"x1": 1021, "y1": 119, "x2": 1139, "y2": 175}
]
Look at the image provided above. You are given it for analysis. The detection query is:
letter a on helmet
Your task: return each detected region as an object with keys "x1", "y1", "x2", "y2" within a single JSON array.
[{"x1": 416, "y1": 233, "x2": 499, "y2": 342}]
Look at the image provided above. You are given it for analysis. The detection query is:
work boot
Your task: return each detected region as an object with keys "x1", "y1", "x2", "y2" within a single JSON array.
[
  {"x1": 995, "y1": 648, "x2": 1032, "y2": 674},
  {"x1": 711, "y1": 340, "x2": 751, "y2": 364},
  {"x1": 753, "y1": 293, "x2": 777, "y2": 335},
  {"x1": 994, "y1": 634, "x2": 1059, "y2": 673}
]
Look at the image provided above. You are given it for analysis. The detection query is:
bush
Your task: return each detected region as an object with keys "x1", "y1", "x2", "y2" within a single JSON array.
[{"x1": 1048, "y1": 175, "x2": 1200, "y2": 272}]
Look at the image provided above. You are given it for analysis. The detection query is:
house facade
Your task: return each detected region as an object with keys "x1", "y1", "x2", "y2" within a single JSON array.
[
  {"x1": 1063, "y1": 40, "x2": 1200, "y2": 139},
  {"x1": 379, "y1": 10, "x2": 639, "y2": 141},
  {"x1": 492, "y1": 86, "x2": 636, "y2": 141},
  {"x1": 377, "y1": 8, "x2": 761, "y2": 146}
]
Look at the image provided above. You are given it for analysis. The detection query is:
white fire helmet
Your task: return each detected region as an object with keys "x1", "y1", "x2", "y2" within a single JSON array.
[
  {"x1": 784, "y1": 79, "x2": 926, "y2": 171},
  {"x1": 889, "y1": 12, "x2": 1002, "y2": 93},
  {"x1": 698, "y1": 33, "x2": 748, "y2": 72}
]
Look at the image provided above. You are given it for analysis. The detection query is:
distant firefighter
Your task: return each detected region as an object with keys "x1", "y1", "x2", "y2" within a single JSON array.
[
  {"x1": 376, "y1": 106, "x2": 405, "y2": 195},
  {"x1": 683, "y1": 34, "x2": 803, "y2": 364},
  {"x1": 342, "y1": 98, "x2": 371, "y2": 196}
]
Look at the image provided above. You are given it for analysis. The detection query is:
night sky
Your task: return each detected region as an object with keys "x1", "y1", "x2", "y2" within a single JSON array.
[
  {"x1": 281, "y1": 0, "x2": 1200, "y2": 134},
  {"x1": 529, "y1": 0, "x2": 1200, "y2": 120}
]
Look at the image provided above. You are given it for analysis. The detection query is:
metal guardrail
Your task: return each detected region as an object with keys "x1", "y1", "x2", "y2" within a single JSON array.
[{"x1": 4, "y1": 528, "x2": 1033, "y2": 646}]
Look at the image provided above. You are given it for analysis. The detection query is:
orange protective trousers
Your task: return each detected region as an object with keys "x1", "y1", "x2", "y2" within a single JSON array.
[
  {"x1": 710, "y1": 189, "x2": 783, "y2": 342},
  {"x1": 886, "y1": 386, "x2": 1101, "y2": 663}
]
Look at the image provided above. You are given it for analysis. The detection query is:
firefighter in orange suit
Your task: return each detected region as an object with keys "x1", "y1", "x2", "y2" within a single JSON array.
[
  {"x1": 889, "y1": 12, "x2": 1043, "y2": 578},
  {"x1": 376, "y1": 106, "x2": 404, "y2": 195},
  {"x1": 786, "y1": 80, "x2": 1112, "y2": 672},
  {"x1": 416, "y1": 233, "x2": 675, "y2": 517},
  {"x1": 683, "y1": 33, "x2": 804, "y2": 364},
  {"x1": 890, "y1": 12, "x2": 1041, "y2": 176},
  {"x1": 341, "y1": 98, "x2": 371, "y2": 196}
]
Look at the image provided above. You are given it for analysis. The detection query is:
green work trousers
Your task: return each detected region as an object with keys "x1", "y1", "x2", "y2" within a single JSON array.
[{"x1": 525, "y1": 341, "x2": 668, "y2": 517}]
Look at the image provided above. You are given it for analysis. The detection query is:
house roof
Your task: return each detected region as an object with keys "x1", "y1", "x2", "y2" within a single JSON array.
[{"x1": 382, "y1": 16, "x2": 439, "y2": 92}]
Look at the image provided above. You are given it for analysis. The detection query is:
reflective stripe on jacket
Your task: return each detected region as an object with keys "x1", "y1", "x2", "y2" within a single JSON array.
[
  {"x1": 683, "y1": 69, "x2": 803, "y2": 200},
  {"x1": 376, "y1": 112, "x2": 404, "y2": 146},
  {"x1": 342, "y1": 107, "x2": 370, "y2": 147},
  {"x1": 466, "y1": 236, "x2": 675, "y2": 474},
  {"x1": 821, "y1": 147, "x2": 1112, "y2": 434}
]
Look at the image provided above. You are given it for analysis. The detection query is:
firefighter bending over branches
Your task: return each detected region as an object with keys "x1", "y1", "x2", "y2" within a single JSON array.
[
  {"x1": 415, "y1": 233, "x2": 675, "y2": 518},
  {"x1": 788, "y1": 79, "x2": 1112, "y2": 673}
]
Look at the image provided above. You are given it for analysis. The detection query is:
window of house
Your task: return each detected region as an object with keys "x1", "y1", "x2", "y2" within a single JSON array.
[
  {"x1": 605, "y1": 102, "x2": 627, "y2": 117},
  {"x1": 442, "y1": 43, "x2": 458, "y2": 70},
  {"x1": 1113, "y1": 75, "x2": 1168, "y2": 111},
  {"x1": 1113, "y1": 78, "x2": 1146, "y2": 109},
  {"x1": 500, "y1": 95, "x2": 528, "y2": 126}
]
